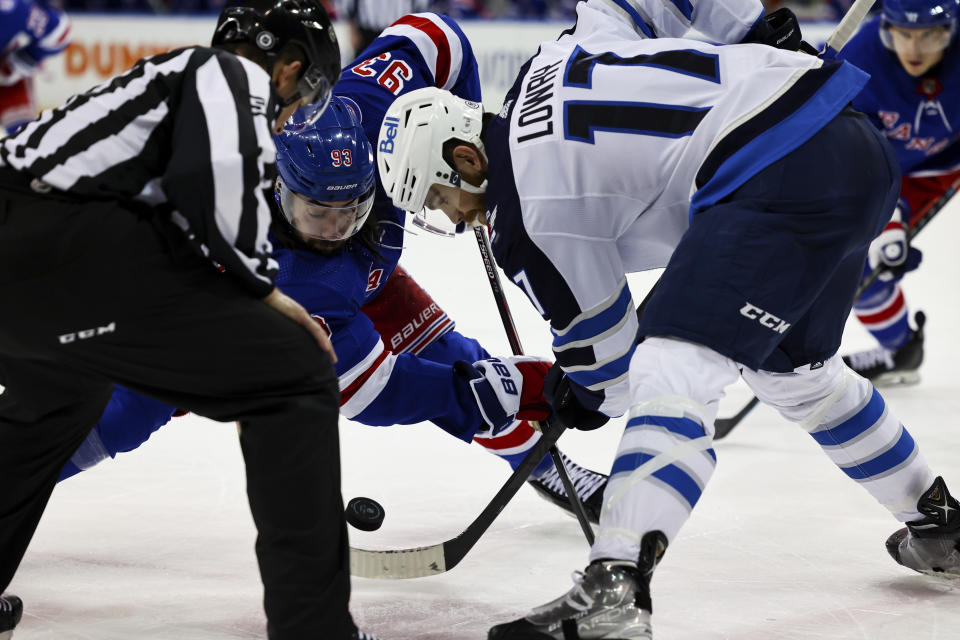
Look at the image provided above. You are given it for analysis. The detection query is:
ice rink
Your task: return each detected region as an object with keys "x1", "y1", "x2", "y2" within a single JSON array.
[{"x1": 9, "y1": 198, "x2": 960, "y2": 639}]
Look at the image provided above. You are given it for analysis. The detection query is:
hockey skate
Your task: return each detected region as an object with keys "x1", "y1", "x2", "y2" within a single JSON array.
[
  {"x1": 352, "y1": 630, "x2": 384, "y2": 640},
  {"x1": 843, "y1": 311, "x2": 925, "y2": 386},
  {"x1": 886, "y1": 476, "x2": 960, "y2": 580},
  {"x1": 488, "y1": 560, "x2": 652, "y2": 640},
  {"x1": 0, "y1": 594, "x2": 22, "y2": 640},
  {"x1": 527, "y1": 451, "x2": 607, "y2": 524}
]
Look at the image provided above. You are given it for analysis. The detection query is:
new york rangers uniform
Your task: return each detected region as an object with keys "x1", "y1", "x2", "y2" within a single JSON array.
[
  {"x1": 839, "y1": 15, "x2": 960, "y2": 352},
  {"x1": 0, "y1": 0, "x2": 70, "y2": 133},
  {"x1": 61, "y1": 13, "x2": 553, "y2": 480}
]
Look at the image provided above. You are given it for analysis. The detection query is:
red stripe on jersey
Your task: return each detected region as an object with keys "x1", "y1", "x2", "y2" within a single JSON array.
[
  {"x1": 857, "y1": 290, "x2": 905, "y2": 324},
  {"x1": 473, "y1": 421, "x2": 538, "y2": 451},
  {"x1": 391, "y1": 14, "x2": 451, "y2": 88},
  {"x1": 340, "y1": 349, "x2": 390, "y2": 406},
  {"x1": 883, "y1": 221, "x2": 904, "y2": 233},
  {"x1": 409, "y1": 317, "x2": 454, "y2": 355}
]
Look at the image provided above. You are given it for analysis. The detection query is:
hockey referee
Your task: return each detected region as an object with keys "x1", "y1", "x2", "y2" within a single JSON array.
[{"x1": 0, "y1": 1, "x2": 371, "y2": 638}]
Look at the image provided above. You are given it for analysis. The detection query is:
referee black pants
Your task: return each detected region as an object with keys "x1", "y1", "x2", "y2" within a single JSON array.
[{"x1": 0, "y1": 185, "x2": 354, "y2": 639}]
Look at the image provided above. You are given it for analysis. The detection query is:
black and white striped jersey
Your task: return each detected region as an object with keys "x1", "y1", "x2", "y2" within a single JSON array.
[{"x1": 0, "y1": 46, "x2": 279, "y2": 297}]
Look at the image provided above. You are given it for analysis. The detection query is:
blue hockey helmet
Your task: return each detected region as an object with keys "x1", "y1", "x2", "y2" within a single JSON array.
[
  {"x1": 882, "y1": 0, "x2": 960, "y2": 29},
  {"x1": 274, "y1": 96, "x2": 377, "y2": 242}
]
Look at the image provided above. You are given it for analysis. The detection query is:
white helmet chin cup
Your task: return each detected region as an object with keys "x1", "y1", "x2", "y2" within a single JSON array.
[{"x1": 376, "y1": 86, "x2": 486, "y2": 213}]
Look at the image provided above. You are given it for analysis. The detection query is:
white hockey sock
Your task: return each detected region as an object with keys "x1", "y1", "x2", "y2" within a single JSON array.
[
  {"x1": 745, "y1": 356, "x2": 935, "y2": 522},
  {"x1": 590, "y1": 337, "x2": 740, "y2": 563},
  {"x1": 802, "y1": 375, "x2": 933, "y2": 521},
  {"x1": 590, "y1": 397, "x2": 716, "y2": 563}
]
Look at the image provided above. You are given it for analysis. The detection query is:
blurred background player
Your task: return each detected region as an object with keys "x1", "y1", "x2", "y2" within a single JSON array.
[
  {"x1": 0, "y1": 0, "x2": 70, "y2": 135},
  {"x1": 376, "y1": 0, "x2": 960, "y2": 637},
  {"x1": 58, "y1": 12, "x2": 608, "y2": 522},
  {"x1": 837, "y1": 0, "x2": 960, "y2": 385}
]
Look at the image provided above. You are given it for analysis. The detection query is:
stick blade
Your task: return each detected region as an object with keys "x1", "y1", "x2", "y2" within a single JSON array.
[{"x1": 350, "y1": 543, "x2": 448, "y2": 579}]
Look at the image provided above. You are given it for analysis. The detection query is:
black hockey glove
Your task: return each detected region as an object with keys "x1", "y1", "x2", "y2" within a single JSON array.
[
  {"x1": 543, "y1": 363, "x2": 610, "y2": 431},
  {"x1": 743, "y1": 8, "x2": 808, "y2": 52}
]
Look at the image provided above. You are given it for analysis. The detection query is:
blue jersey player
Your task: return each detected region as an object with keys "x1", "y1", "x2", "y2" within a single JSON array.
[
  {"x1": 0, "y1": 0, "x2": 70, "y2": 134},
  {"x1": 60, "y1": 13, "x2": 608, "y2": 522},
  {"x1": 837, "y1": 0, "x2": 960, "y2": 385},
  {"x1": 377, "y1": 0, "x2": 960, "y2": 637}
]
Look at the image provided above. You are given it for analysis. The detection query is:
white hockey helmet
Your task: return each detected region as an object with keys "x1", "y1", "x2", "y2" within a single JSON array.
[{"x1": 376, "y1": 86, "x2": 487, "y2": 214}]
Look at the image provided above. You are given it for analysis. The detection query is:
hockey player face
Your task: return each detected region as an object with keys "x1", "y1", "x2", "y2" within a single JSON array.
[
  {"x1": 287, "y1": 193, "x2": 361, "y2": 246},
  {"x1": 423, "y1": 183, "x2": 486, "y2": 229},
  {"x1": 885, "y1": 25, "x2": 951, "y2": 76}
]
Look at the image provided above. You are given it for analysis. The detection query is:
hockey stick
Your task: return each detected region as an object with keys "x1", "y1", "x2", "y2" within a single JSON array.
[
  {"x1": 821, "y1": 0, "x2": 876, "y2": 57},
  {"x1": 714, "y1": 177, "x2": 959, "y2": 440},
  {"x1": 348, "y1": 412, "x2": 570, "y2": 578},
  {"x1": 473, "y1": 224, "x2": 596, "y2": 546}
]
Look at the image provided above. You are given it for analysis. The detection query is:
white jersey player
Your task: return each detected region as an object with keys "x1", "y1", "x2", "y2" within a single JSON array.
[{"x1": 375, "y1": 1, "x2": 960, "y2": 638}]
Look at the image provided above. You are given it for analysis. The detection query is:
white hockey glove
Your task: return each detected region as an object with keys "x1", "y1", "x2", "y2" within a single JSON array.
[
  {"x1": 454, "y1": 356, "x2": 552, "y2": 436},
  {"x1": 868, "y1": 205, "x2": 909, "y2": 280}
]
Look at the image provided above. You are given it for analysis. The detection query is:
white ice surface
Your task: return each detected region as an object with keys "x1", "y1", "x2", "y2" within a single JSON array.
[{"x1": 9, "y1": 200, "x2": 960, "y2": 639}]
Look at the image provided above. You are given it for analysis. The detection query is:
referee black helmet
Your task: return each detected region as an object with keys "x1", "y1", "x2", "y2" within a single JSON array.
[{"x1": 213, "y1": 0, "x2": 341, "y2": 130}]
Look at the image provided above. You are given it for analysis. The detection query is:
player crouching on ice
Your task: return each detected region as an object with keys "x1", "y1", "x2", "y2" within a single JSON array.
[
  {"x1": 54, "y1": 97, "x2": 608, "y2": 526},
  {"x1": 376, "y1": 0, "x2": 960, "y2": 637},
  {"x1": 837, "y1": 0, "x2": 960, "y2": 385}
]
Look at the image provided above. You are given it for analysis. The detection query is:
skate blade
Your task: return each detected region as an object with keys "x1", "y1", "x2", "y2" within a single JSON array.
[
  {"x1": 918, "y1": 568, "x2": 960, "y2": 582},
  {"x1": 872, "y1": 371, "x2": 921, "y2": 388}
]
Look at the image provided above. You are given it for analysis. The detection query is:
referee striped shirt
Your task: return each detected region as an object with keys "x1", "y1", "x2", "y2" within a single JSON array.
[{"x1": 0, "y1": 46, "x2": 279, "y2": 297}]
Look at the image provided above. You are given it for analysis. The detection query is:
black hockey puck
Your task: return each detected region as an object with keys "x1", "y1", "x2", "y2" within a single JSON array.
[{"x1": 345, "y1": 496, "x2": 385, "y2": 531}]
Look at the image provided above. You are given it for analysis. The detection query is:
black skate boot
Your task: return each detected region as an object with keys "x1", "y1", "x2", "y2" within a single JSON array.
[
  {"x1": 527, "y1": 450, "x2": 607, "y2": 524},
  {"x1": 0, "y1": 594, "x2": 22, "y2": 640},
  {"x1": 886, "y1": 476, "x2": 960, "y2": 579},
  {"x1": 488, "y1": 532, "x2": 665, "y2": 640},
  {"x1": 843, "y1": 311, "x2": 925, "y2": 386},
  {"x1": 488, "y1": 561, "x2": 651, "y2": 640}
]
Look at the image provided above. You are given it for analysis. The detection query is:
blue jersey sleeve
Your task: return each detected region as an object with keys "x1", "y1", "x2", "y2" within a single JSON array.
[{"x1": 352, "y1": 329, "x2": 492, "y2": 441}]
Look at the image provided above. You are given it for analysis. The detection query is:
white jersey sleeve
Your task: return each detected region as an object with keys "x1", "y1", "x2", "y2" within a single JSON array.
[
  {"x1": 486, "y1": 3, "x2": 868, "y2": 417},
  {"x1": 587, "y1": 0, "x2": 763, "y2": 44}
]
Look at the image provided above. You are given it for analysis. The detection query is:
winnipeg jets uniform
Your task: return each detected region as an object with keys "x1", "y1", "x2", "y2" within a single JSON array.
[
  {"x1": 488, "y1": 0, "x2": 871, "y2": 417},
  {"x1": 483, "y1": 0, "x2": 937, "y2": 570}
]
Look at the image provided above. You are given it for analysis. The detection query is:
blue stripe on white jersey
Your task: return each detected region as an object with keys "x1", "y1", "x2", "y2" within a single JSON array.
[
  {"x1": 551, "y1": 279, "x2": 640, "y2": 394},
  {"x1": 691, "y1": 60, "x2": 869, "y2": 215},
  {"x1": 607, "y1": 0, "x2": 657, "y2": 37},
  {"x1": 552, "y1": 279, "x2": 633, "y2": 348}
]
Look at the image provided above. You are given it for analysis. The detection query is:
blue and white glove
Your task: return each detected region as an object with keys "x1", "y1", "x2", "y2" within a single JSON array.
[
  {"x1": 868, "y1": 203, "x2": 921, "y2": 281},
  {"x1": 454, "y1": 356, "x2": 552, "y2": 436}
]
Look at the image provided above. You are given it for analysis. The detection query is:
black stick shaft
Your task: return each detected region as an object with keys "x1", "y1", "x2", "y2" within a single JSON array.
[{"x1": 473, "y1": 225, "x2": 596, "y2": 546}]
